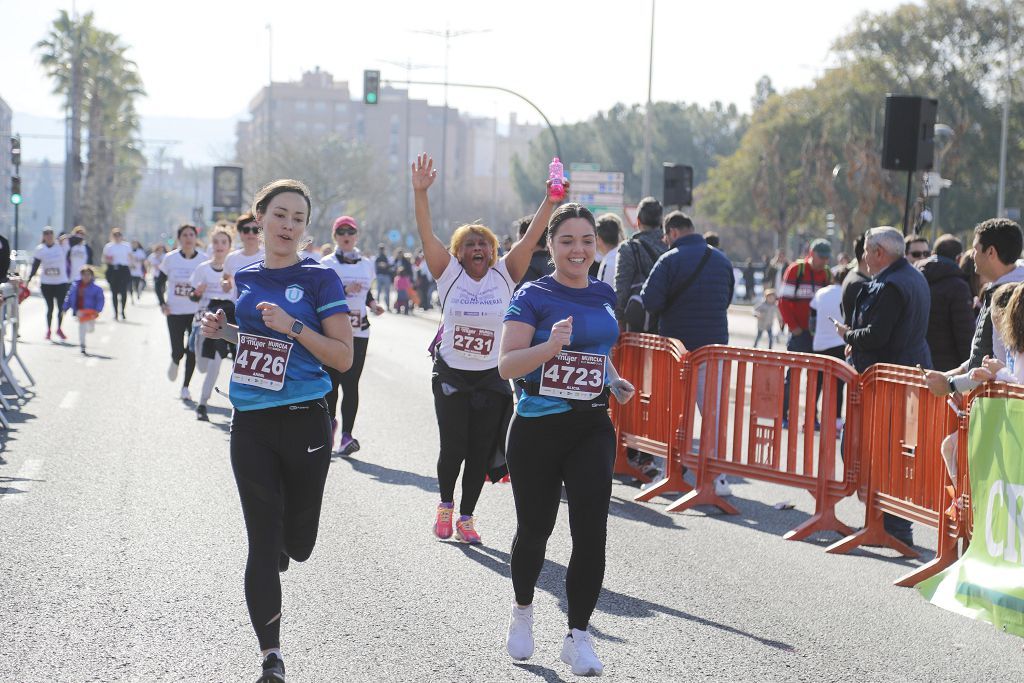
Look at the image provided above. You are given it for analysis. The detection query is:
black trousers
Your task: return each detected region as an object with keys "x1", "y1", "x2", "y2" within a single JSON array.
[
  {"x1": 432, "y1": 371, "x2": 509, "y2": 517},
  {"x1": 325, "y1": 336, "x2": 369, "y2": 434},
  {"x1": 40, "y1": 283, "x2": 69, "y2": 329},
  {"x1": 166, "y1": 313, "x2": 196, "y2": 387},
  {"x1": 506, "y1": 409, "x2": 615, "y2": 631},
  {"x1": 107, "y1": 265, "x2": 130, "y2": 316},
  {"x1": 230, "y1": 399, "x2": 332, "y2": 651}
]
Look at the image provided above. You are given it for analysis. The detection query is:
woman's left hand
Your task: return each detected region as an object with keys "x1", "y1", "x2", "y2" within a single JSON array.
[
  {"x1": 256, "y1": 301, "x2": 296, "y2": 335},
  {"x1": 372, "y1": 302, "x2": 385, "y2": 316},
  {"x1": 610, "y1": 377, "x2": 635, "y2": 404}
]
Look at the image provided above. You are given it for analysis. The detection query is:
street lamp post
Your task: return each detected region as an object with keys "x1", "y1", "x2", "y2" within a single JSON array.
[
  {"x1": 932, "y1": 123, "x2": 954, "y2": 238},
  {"x1": 640, "y1": 0, "x2": 656, "y2": 198}
]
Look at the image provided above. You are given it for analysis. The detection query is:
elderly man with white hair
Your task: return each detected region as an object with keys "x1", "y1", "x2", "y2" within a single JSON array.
[{"x1": 833, "y1": 225, "x2": 932, "y2": 548}]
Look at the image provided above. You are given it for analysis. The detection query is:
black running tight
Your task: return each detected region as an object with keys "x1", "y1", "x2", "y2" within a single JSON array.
[
  {"x1": 506, "y1": 409, "x2": 615, "y2": 631},
  {"x1": 325, "y1": 336, "x2": 369, "y2": 433},
  {"x1": 40, "y1": 283, "x2": 69, "y2": 329},
  {"x1": 166, "y1": 313, "x2": 196, "y2": 387},
  {"x1": 107, "y1": 265, "x2": 130, "y2": 316},
  {"x1": 230, "y1": 400, "x2": 332, "y2": 651},
  {"x1": 433, "y1": 373, "x2": 509, "y2": 517}
]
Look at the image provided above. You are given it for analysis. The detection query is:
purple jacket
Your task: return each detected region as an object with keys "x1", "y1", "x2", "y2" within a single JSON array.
[{"x1": 62, "y1": 280, "x2": 105, "y2": 314}]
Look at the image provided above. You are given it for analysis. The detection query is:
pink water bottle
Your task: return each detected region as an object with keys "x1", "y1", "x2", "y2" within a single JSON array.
[{"x1": 548, "y1": 157, "x2": 565, "y2": 200}]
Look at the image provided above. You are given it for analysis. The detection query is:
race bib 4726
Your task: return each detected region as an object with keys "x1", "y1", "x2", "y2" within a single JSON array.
[{"x1": 231, "y1": 333, "x2": 293, "y2": 391}]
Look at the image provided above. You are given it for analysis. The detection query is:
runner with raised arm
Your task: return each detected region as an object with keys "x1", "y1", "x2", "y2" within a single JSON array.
[
  {"x1": 499, "y1": 203, "x2": 635, "y2": 677},
  {"x1": 412, "y1": 153, "x2": 564, "y2": 545}
]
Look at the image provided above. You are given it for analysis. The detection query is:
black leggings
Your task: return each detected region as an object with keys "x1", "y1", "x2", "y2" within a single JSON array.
[
  {"x1": 325, "y1": 336, "x2": 369, "y2": 433},
  {"x1": 107, "y1": 265, "x2": 130, "y2": 316},
  {"x1": 40, "y1": 283, "x2": 69, "y2": 329},
  {"x1": 506, "y1": 409, "x2": 615, "y2": 631},
  {"x1": 166, "y1": 313, "x2": 196, "y2": 387},
  {"x1": 230, "y1": 399, "x2": 332, "y2": 651},
  {"x1": 433, "y1": 372, "x2": 510, "y2": 517}
]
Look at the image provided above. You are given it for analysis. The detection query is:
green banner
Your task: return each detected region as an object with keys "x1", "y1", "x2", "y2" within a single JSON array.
[{"x1": 917, "y1": 397, "x2": 1024, "y2": 637}]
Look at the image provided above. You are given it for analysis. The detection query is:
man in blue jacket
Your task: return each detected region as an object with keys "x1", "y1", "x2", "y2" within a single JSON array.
[
  {"x1": 641, "y1": 211, "x2": 734, "y2": 350},
  {"x1": 640, "y1": 211, "x2": 735, "y2": 494}
]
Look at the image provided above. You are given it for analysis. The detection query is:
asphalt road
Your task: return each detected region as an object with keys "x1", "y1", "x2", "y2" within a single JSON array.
[{"x1": 1, "y1": 292, "x2": 1019, "y2": 682}]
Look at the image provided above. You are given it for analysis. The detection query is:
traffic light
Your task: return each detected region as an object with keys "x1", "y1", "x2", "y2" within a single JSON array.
[
  {"x1": 363, "y1": 70, "x2": 380, "y2": 105},
  {"x1": 10, "y1": 176, "x2": 21, "y2": 205},
  {"x1": 9, "y1": 137, "x2": 20, "y2": 167}
]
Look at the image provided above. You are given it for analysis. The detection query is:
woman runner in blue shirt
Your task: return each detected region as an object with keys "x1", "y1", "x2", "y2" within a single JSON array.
[
  {"x1": 498, "y1": 203, "x2": 635, "y2": 678},
  {"x1": 201, "y1": 179, "x2": 353, "y2": 683}
]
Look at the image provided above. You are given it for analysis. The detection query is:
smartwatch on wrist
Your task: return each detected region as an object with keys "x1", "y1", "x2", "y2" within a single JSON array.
[
  {"x1": 289, "y1": 320, "x2": 304, "y2": 339},
  {"x1": 947, "y1": 377, "x2": 957, "y2": 395}
]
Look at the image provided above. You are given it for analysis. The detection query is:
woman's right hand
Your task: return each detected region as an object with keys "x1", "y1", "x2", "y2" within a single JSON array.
[
  {"x1": 546, "y1": 316, "x2": 573, "y2": 353},
  {"x1": 160, "y1": 303, "x2": 170, "y2": 317},
  {"x1": 200, "y1": 309, "x2": 226, "y2": 339},
  {"x1": 411, "y1": 153, "x2": 438, "y2": 192}
]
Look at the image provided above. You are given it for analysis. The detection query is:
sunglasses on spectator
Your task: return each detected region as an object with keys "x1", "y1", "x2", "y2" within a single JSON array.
[
  {"x1": 909, "y1": 250, "x2": 931, "y2": 258},
  {"x1": 335, "y1": 227, "x2": 358, "y2": 236},
  {"x1": 239, "y1": 225, "x2": 261, "y2": 234}
]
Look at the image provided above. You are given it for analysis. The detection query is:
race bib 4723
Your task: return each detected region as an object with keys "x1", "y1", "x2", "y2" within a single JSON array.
[{"x1": 539, "y1": 350, "x2": 605, "y2": 400}]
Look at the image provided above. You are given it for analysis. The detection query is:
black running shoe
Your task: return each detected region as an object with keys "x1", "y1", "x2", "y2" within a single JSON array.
[
  {"x1": 257, "y1": 653, "x2": 285, "y2": 682},
  {"x1": 196, "y1": 405, "x2": 209, "y2": 421},
  {"x1": 279, "y1": 551, "x2": 290, "y2": 573}
]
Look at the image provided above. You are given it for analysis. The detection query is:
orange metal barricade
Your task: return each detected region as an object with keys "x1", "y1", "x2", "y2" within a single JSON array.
[
  {"x1": 637, "y1": 345, "x2": 862, "y2": 541},
  {"x1": 610, "y1": 333, "x2": 688, "y2": 483},
  {"x1": 826, "y1": 365, "x2": 962, "y2": 584}
]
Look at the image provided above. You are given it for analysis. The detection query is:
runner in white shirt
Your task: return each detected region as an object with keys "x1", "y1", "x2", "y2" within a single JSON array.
[
  {"x1": 320, "y1": 215, "x2": 385, "y2": 455},
  {"x1": 189, "y1": 225, "x2": 237, "y2": 421},
  {"x1": 129, "y1": 240, "x2": 147, "y2": 301},
  {"x1": 67, "y1": 225, "x2": 92, "y2": 279},
  {"x1": 224, "y1": 212, "x2": 265, "y2": 282},
  {"x1": 412, "y1": 153, "x2": 563, "y2": 545},
  {"x1": 157, "y1": 224, "x2": 203, "y2": 400},
  {"x1": 147, "y1": 244, "x2": 167, "y2": 303},
  {"x1": 102, "y1": 227, "x2": 133, "y2": 320},
  {"x1": 28, "y1": 227, "x2": 71, "y2": 340}
]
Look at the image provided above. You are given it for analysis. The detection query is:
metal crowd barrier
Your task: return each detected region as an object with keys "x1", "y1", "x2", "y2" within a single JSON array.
[{"x1": 0, "y1": 281, "x2": 34, "y2": 428}]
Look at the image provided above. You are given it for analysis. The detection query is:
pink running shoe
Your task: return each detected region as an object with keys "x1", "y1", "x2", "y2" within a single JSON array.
[
  {"x1": 55, "y1": 328, "x2": 67, "y2": 340},
  {"x1": 44, "y1": 329, "x2": 51, "y2": 340},
  {"x1": 433, "y1": 502, "x2": 454, "y2": 540},
  {"x1": 456, "y1": 515, "x2": 482, "y2": 545}
]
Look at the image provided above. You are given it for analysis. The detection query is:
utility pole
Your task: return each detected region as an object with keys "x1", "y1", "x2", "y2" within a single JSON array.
[
  {"x1": 640, "y1": 0, "x2": 656, "y2": 198},
  {"x1": 266, "y1": 24, "x2": 274, "y2": 150},
  {"x1": 63, "y1": 10, "x2": 83, "y2": 232},
  {"x1": 996, "y1": 1, "x2": 1012, "y2": 217},
  {"x1": 413, "y1": 26, "x2": 490, "y2": 233}
]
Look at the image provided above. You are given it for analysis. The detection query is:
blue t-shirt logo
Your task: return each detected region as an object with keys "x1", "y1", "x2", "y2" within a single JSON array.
[{"x1": 285, "y1": 284, "x2": 304, "y2": 303}]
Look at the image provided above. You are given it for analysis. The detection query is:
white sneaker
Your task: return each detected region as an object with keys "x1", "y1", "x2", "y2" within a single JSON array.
[
  {"x1": 180, "y1": 387, "x2": 191, "y2": 401},
  {"x1": 167, "y1": 360, "x2": 179, "y2": 381},
  {"x1": 715, "y1": 474, "x2": 733, "y2": 497},
  {"x1": 506, "y1": 603, "x2": 535, "y2": 661},
  {"x1": 560, "y1": 628, "x2": 603, "y2": 676}
]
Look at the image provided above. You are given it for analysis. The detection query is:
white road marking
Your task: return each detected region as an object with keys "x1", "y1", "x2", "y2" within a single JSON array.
[
  {"x1": 99, "y1": 335, "x2": 110, "y2": 344},
  {"x1": 371, "y1": 366, "x2": 394, "y2": 382},
  {"x1": 59, "y1": 390, "x2": 80, "y2": 409},
  {"x1": 1, "y1": 457, "x2": 43, "y2": 505},
  {"x1": 86, "y1": 358, "x2": 98, "y2": 368}
]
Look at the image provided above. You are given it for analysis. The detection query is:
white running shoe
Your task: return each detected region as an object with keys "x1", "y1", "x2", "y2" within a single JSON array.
[
  {"x1": 714, "y1": 474, "x2": 733, "y2": 497},
  {"x1": 167, "y1": 360, "x2": 179, "y2": 381},
  {"x1": 180, "y1": 387, "x2": 191, "y2": 401},
  {"x1": 506, "y1": 603, "x2": 535, "y2": 661},
  {"x1": 561, "y1": 628, "x2": 603, "y2": 676}
]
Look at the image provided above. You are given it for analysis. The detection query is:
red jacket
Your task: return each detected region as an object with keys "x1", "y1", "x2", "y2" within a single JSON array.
[{"x1": 777, "y1": 258, "x2": 830, "y2": 331}]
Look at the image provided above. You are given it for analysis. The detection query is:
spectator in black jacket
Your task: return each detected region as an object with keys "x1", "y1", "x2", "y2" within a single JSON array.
[
  {"x1": 916, "y1": 234, "x2": 975, "y2": 371},
  {"x1": 840, "y1": 233, "x2": 869, "y2": 325}
]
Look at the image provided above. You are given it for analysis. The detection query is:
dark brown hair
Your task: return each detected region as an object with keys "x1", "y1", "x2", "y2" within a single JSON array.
[
  {"x1": 975, "y1": 218, "x2": 1023, "y2": 265},
  {"x1": 235, "y1": 212, "x2": 256, "y2": 230},
  {"x1": 547, "y1": 203, "x2": 596, "y2": 240},
  {"x1": 252, "y1": 179, "x2": 312, "y2": 225},
  {"x1": 177, "y1": 224, "x2": 198, "y2": 239},
  {"x1": 959, "y1": 249, "x2": 981, "y2": 299}
]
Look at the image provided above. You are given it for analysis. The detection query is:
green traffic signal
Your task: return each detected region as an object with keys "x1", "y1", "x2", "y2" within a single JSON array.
[
  {"x1": 366, "y1": 92, "x2": 377, "y2": 104},
  {"x1": 10, "y1": 194, "x2": 21, "y2": 205},
  {"x1": 10, "y1": 176, "x2": 21, "y2": 205}
]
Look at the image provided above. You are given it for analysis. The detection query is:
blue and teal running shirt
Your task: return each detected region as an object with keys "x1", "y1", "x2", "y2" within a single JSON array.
[
  {"x1": 230, "y1": 257, "x2": 349, "y2": 411},
  {"x1": 504, "y1": 275, "x2": 619, "y2": 417}
]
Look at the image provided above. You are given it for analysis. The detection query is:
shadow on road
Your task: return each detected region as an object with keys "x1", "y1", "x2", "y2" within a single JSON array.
[
  {"x1": 338, "y1": 458, "x2": 436, "y2": 493},
  {"x1": 608, "y1": 495, "x2": 686, "y2": 530},
  {"x1": 457, "y1": 545, "x2": 794, "y2": 652},
  {"x1": 512, "y1": 662, "x2": 568, "y2": 683}
]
